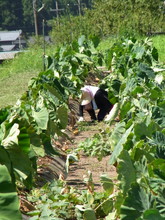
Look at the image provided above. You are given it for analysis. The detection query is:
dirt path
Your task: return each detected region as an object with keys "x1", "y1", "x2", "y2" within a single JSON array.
[
  {"x1": 66, "y1": 121, "x2": 117, "y2": 192},
  {"x1": 65, "y1": 73, "x2": 118, "y2": 191}
]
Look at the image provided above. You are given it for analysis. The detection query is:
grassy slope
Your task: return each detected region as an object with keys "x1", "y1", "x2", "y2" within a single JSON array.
[
  {"x1": 0, "y1": 47, "x2": 55, "y2": 108},
  {"x1": 0, "y1": 35, "x2": 164, "y2": 109},
  {"x1": 152, "y1": 35, "x2": 165, "y2": 63}
]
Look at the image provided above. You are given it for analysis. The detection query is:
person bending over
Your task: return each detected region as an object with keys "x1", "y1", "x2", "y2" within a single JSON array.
[{"x1": 78, "y1": 85, "x2": 113, "y2": 122}]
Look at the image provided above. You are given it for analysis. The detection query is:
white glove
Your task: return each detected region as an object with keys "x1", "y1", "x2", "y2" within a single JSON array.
[
  {"x1": 105, "y1": 103, "x2": 119, "y2": 121},
  {"x1": 105, "y1": 113, "x2": 111, "y2": 121},
  {"x1": 78, "y1": 117, "x2": 84, "y2": 122}
]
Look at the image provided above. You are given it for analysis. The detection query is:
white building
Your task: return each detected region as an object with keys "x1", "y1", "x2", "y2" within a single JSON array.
[{"x1": 0, "y1": 30, "x2": 26, "y2": 63}]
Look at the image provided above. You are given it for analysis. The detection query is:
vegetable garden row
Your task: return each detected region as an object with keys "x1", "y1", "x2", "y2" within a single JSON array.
[{"x1": 0, "y1": 35, "x2": 165, "y2": 220}]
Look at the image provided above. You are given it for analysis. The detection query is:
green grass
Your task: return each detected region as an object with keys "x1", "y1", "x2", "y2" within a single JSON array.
[
  {"x1": 0, "y1": 35, "x2": 164, "y2": 109},
  {"x1": 0, "y1": 50, "x2": 42, "y2": 108},
  {"x1": 152, "y1": 35, "x2": 165, "y2": 64},
  {"x1": 1, "y1": 49, "x2": 42, "y2": 78},
  {"x1": 0, "y1": 45, "x2": 55, "y2": 108}
]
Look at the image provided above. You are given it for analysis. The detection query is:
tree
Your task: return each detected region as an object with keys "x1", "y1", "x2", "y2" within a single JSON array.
[
  {"x1": 0, "y1": 0, "x2": 23, "y2": 30},
  {"x1": 0, "y1": 0, "x2": 164, "y2": 37}
]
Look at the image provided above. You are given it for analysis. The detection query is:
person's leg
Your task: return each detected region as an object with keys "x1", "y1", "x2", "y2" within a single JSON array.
[
  {"x1": 94, "y1": 89, "x2": 113, "y2": 121},
  {"x1": 97, "y1": 109, "x2": 108, "y2": 121},
  {"x1": 86, "y1": 109, "x2": 97, "y2": 121}
]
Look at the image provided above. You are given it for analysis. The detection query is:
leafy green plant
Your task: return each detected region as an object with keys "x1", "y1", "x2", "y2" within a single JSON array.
[
  {"x1": 45, "y1": 35, "x2": 102, "y2": 96},
  {"x1": 39, "y1": 35, "x2": 165, "y2": 220},
  {"x1": 100, "y1": 37, "x2": 165, "y2": 219},
  {"x1": 77, "y1": 127, "x2": 112, "y2": 161},
  {"x1": 0, "y1": 165, "x2": 22, "y2": 220},
  {"x1": 0, "y1": 33, "x2": 165, "y2": 219},
  {"x1": 75, "y1": 36, "x2": 165, "y2": 219},
  {"x1": 27, "y1": 173, "x2": 116, "y2": 220},
  {"x1": 0, "y1": 35, "x2": 104, "y2": 217}
]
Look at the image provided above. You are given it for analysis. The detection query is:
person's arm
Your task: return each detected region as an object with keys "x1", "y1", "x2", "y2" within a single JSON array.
[
  {"x1": 79, "y1": 105, "x2": 84, "y2": 117},
  {"x1": 78, "y1": 105, "x2": 84, "y2": 122}
]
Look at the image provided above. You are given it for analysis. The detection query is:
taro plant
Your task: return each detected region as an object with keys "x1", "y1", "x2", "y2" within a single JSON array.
[
  {"x1": 1, "y1": 34, "x2": 164, "y2": 219},
  {"x1": 27, "y1": 173, "x2": 116, "y2": 220},
  {"x1": 45, "y1": 35, "x2": 102, "y2": 97},
  {"x1": 75, "y1": 36, "x2": 165, "y2": 219},
  {"x1": 100, "y1": 37, "x2": 165, "y2": 219},
  {"x1": 0, "y1": 35, "x2": 103, "y2": 218}
]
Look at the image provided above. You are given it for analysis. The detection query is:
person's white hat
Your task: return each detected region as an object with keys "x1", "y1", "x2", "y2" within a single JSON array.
[{"x1": 80, "y1": 91, "x2": 92, "y2": 105}]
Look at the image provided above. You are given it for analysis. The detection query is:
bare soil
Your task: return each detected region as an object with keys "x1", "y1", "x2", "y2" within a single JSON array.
[
  {"x1": 21, "y1": 73, "x2": 118, "y2": 214},
  {"x1": 66, "y1": 113, "x2": 117, "y2": 192},
  {"x1": 65, "y1": 75, "x2": 118, "y2": 191}
]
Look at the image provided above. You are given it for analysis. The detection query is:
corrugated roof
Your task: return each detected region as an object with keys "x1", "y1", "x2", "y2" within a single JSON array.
[
  {"x1": 1, "y1": 45, "x2": 16, "y2": 51},
  {"x1": 0, "y1": 51, "x2": 19, "y2": 60},
  {"x1": 0, "y1": 30, "x2": 22, "y2": 42}
]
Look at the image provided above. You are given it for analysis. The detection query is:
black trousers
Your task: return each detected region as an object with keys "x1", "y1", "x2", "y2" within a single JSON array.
[
  {"x1": 94, "y1": 89, "x2": 113, "y2": 121},
  {"x1": 80, "y1": 89, "x2": 113, "y2": 121}
]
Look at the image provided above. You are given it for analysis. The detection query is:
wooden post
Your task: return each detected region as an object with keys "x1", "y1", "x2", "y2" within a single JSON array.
[
  {"x1": 33, "y1": 0, "x2": 38, "y2": 36},
  {"x1": 50, "y1": 0, "x2": 64, "y2": 24},
  {"x1": 43, "y1": 19, "x2": 46, "y2": 71},
  {"x1": 77, "y1": 0, "x2": 81, "y2": 16},
  {"x1": 74, "y1": 0, "x2": 81, "y2": 15}
]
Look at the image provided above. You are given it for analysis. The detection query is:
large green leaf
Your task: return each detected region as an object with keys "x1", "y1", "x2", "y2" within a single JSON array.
[
  {"x1": 156, "y1": 190, "x2": 165, "y2": 218},
  {"x1": 134, "y1": 122, "x2": 151, "y2": 140},
  {"x1": 0, "y1": 165, "x2": 22, "y2": 220},
  {"x1": 148, "y1": 131, "x2": 165, "y2": 159},
  {"x1": 109, "y1": 122, "x2": 126, "y2": 151},
  {"x1": 105, "y1": 212, "x2": 116, "y2": 220},
  {"x1": 131, "y1": 86, "x2": 144, "y2": 97},
  {"x1": 56, "y1": 105, "x2": 68, "y2": 129},
  {"x1": 44, "y1": 83, "x2": 64, "y2": 101},
  {"x1": 100, "y1": 174, "x2": 114, "y2": 195},
  {"x1": 40, "y1": 133, "x2": 59, "y2": 156},
  {"x1": 18, "y1": 126, "x2": 30, "y2": 154},
  {"x1": 83, "y1": 208, "x2": 97, "y2": 220},
  {"x1": 78, "y1": 35, "x2": 86, "y2": 46},
  {"x1": 2, "y1": 123, "x2": 20, "y2": 147},
  {"x1": 75, "y1": 53, "x2": 92, "y2": 61},
  {"x1": 60, "y1": 76, "x2": 76, "y2": 93},
  {"x1": 32, "y1": 107, "x2": 49, "y2": 130},
  {"x1": 152, "y1": 47, "x2": 158, "y2": 61},
  {"x1": 143, "y1": 209, "x2": 164, "y2": 220},
  {"x1": 1, "y1": 124, "x2": 34, "y2": 185},
  {"x1": 149, "y1": 159, "x2": 165, "y2": 180},
  {"x1": 134, "y1": 156, "x2": 154, "y2": 192},
  {"x1": 154, "y1": 73, "x2": 164, "y2": 84},
  {"x1": 106, "y1": 103, "x2": 120, "y2": 124},
  {"x1": 120, "y1": 183, "x2": 155, "y2": 220},
  {"x1": 0, "y1": 146, "x2": 12, "y2": 172},
  {"x1": 122, "y1": 78, "x2": 136, "y2": 97},
  {"x1": 149, "y1": 87, "x2": 162, "y2": 101},
  {"x1": 89, "y1": 35, "x2": 100, "y2": 48},
  {"x1": 120, "y1": 101, "x2": 132, "y2": 120},
  {"x1": 109, "y1": 124, "x2": 134, "y2": 165},
  {"x1": 102, "y1": 199, "x2": 113, "y2": 215},
  {"x1": 118, "y1": 150, "x2": 136, "y2": 195},
  {"x1": 138, "y1": 64, "x2": 155, "y2": 79},
  {"x1": 27, "y1": 125, "x2": 45, "y2": 157},
  {"x1": 8, "y1": 148, "x2": 33, "y2": 182},
  {"x1": 0, "y1": 108, "x2": 9, "y2": 125},
  {"x1": 133, "y1": 45, "x2": 145, "y2": 60}
]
